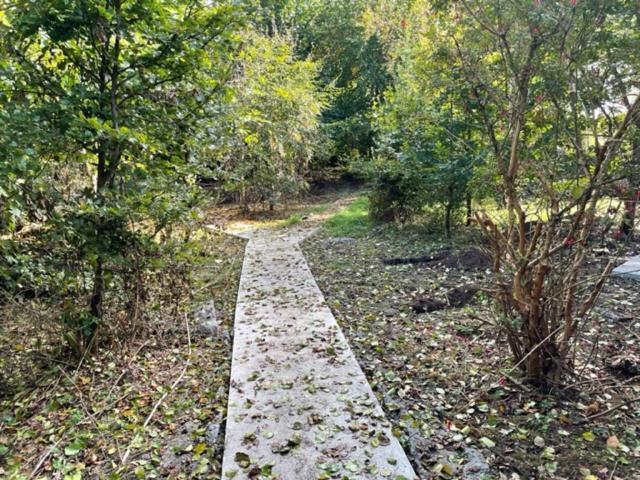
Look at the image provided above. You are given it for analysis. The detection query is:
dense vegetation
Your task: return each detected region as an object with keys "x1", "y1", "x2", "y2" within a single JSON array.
[
  {"x1": 1, "y1": 0, "x2": 639, "y2": 477},
  {"x1": 0, "y1": 0, "x2": 394, "y2": 350}
]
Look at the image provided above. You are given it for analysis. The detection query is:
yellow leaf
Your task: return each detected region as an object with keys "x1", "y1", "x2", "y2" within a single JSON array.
[{"x1": 441, "y1": 463, "x2": 455, "y2": 475}]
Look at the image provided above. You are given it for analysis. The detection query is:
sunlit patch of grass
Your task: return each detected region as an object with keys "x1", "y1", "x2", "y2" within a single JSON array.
[
  {"x1": 224, "y1": 200, "x2": 338, "y2": 232},
  {"x1": 277, "y1": 213, "x2": 303, "y2": 228},
  {"x1": 322, "y1": 196, "x2": 374, "y2": 237}
]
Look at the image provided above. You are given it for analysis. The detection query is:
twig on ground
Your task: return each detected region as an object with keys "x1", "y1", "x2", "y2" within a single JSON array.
[
  {"x1": 120, "y1": 313, "x2": 192, "y2": 466},
  {"x1": 579, "y1": 395, "x2": 640, "y2": 424},
  {"x1": 608, "y1": 461, "x2": 618, "y2": 480},
  {"x1": 106, "y1": 341, "x2": 149, "y2": 400},
  {"x1": 29, "y1": 438, "x2": 62, "y2": 479},
  {"x1": 502, "y1": 373, "x2": 534, "y2": 392},
  {"x1": 620, "y1": 323, "x2": 640, "y2": 342}
]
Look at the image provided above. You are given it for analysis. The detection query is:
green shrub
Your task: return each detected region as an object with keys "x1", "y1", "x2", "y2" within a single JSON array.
[{"x1": 369, "y1": 166, "x2": 426, "y2": 223}]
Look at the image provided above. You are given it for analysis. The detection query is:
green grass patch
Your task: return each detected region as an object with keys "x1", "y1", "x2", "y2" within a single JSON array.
[
  {"x1": 277, "y1": 213, "x2": 304, "y2": 228},
  {"x1": 323, "y1": 196, "x2": 374, "y2": 237}
]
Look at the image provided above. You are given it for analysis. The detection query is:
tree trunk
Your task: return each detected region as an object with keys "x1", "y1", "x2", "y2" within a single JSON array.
[
  {"x1": 620, "y1": 192, "x2": 638, "y2": 237},
  {"x1": 90, "y1": 258, "x2": 104, "y2": 320},
  {"x1": 445, "y1": 201, "x2": 452, "y2": 239},
  {"x1": 87, "y1": 1, "x2": 122, "y2": 333},
  {"x1": 619, "y1": 137, "x2": 639, "y2": 237}
]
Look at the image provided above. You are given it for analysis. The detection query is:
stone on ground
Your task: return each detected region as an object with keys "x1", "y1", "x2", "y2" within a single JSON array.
[
  {"x1": 221, "y1": 228, "x2": 417, "y2": 479},
  {"x1": 193, "y1": 300, "x2": 221, "y2": 337},
  {"x1": 613, "y1": 255, "x2": 640, "y2": 281}
]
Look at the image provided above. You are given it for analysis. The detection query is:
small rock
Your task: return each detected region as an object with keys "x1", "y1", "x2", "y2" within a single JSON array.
[
  {"x1": 462, "y1": 447, "x2": 491, "y2": 479},
  {"x1": 205, "y1": 421, "x2": 221, "y2": 445},
  {"x1": 383, "y1": 307, "x2": 398, "y2": 317},
  {"x1": 405, "y1": 428, "x2": 490, "y2": 480},
  {"x1": 325, "y1": 237, "x2": 355, "y2": 245},
  {"x1": 160, "y1": 450, "x2": 181, "y2": 471},
  {"x1": 172, "y1": 433, "x2": 191, "y2": 451},
  {"x1": 193, "y1": 300, "x2": 220, "y2": 337},
  {"x1": 182, "y1": 420, "x2": 199, "y2": 434},
  {"x1": 160, "y1": 433, "x2": 191, "y2": 470}
]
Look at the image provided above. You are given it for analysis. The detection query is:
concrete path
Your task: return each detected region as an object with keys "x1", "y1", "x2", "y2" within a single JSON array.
[
  {"x1": 613, "y1": 255, "x2": 640, "y2": 281},
  {"x1": 221, "y1": 227, "x2": 417, "y2": 479}
]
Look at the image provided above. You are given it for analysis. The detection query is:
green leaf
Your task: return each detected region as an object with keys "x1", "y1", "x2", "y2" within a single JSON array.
[
  {"x1": 64, "y1": 439, "x2": 86, "y2": 456},
  {"x1": 479, "y1": 437, "x2": 495, "y2": 448},
  {"x1": 234, "y1": 451, "x2": 251, "y2": 468},
  {"x1": 345, "y1": 460, "x2": 359, "y2": 472}
]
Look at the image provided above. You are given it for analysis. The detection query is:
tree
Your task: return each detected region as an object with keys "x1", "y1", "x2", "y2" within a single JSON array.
[
  {"x1": 252, "y1": 0, "x2": 393, "y2": 161},
  {"x1": 371, "y1": 8, "x2": 482, "y2": 234},
  {"x1": 1, "y1": 0, "x2": 239, "y2": 351},
  {"x1": 208, "y1": 32, "x2": 325, "y2": 208},
  {"x1": 438, "y1": 0, "x2": 640, "y2": 384},
  {"x1": 305, "y1": 1, "x2": 391, "y2": 160}
]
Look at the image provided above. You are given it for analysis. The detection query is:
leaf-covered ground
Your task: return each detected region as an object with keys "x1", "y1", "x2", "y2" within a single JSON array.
[
  {"x1": 302, "y1": 208, "x2": 640, "y2": 480},
  {"x1": 4, "y1": 189, "x2": 639, "y2": 480},
  {"x1": 0, "y1": 231, "x2": 245, "y2": 480}
]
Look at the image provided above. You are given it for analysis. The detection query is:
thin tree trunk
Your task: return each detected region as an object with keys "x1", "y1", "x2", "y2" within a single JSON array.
[
  {"x1": 90, "y1": 258, "x2": 104, "y2": 320},
  {"x1": 88, "y1": 1, "x2": 122, "y2": 339},
  {"x1": 445, "y1": 200, "x2": 452, "y2": 239},
  {"x1": 619, "y1": 138, "x2": 639, "y2": 236}
]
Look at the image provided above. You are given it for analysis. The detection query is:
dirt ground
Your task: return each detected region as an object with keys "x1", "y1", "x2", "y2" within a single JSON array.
[{"x1": 303, "y1": 224, "x2": 640, "y2": 480}]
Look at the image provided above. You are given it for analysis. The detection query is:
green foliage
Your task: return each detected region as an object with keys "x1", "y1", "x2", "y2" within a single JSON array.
[
  {"x1": 368, "y1": 158, "x2": 427, "y2": 223},
  {"x1": 279, "y1": 213, "x2": 303, "y2": 227},
  {"x1": 3, "y1": 0, "x2": 637, "y2": 377},
  {"x1": 254, "y1": 0, "x2": 393, "y2": 161},
  {"x1": 0, "y1": 0, "x2": 240, "y2": 349},
  {"x1": 209, "y1": 32, "x2": 325, "y2": 207},
  {"x1": 425, "y1": 0, "x2": 640, "y2": 383},
  {"x1": 370, "y1": 18, "x2": 481, "y2": 232}
]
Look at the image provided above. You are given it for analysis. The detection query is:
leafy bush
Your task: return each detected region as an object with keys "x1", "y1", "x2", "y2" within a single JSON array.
[
  {"x1": 208, "y1": 32, "x2": 326, "y2": 208},
  {"x1": 369, "y1": 30, "x2": 481, "y2": 234},
  {"x1": 423, "y1": 0, "x2": 640, "y2": 384},
  {"x1": 369, "y1": 160, "x2": 426, "y2": 223}
]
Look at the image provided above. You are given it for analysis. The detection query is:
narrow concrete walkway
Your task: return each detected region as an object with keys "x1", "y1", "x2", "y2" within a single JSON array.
[
  {"x1": 614, "y1": 255, "x2": 640, "y2": 281},
  {"x1": 221, "y1": 227, "x2": 416, "y2": 479}
]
